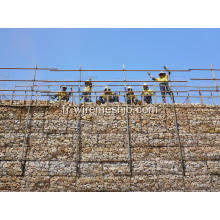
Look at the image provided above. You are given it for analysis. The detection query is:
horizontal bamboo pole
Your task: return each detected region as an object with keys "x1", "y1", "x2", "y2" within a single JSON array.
[
  {"x1": 191, "y1": 78, "x2": 220, "y2": 80},
  {"x1": 0, "y1": 79, "x2": 187, "y2": 83},
  {"x1": 0, "y1": 89, "x2": 218, "y2": 93},
  {"x1": 10, "y1": 84, "x2": 218, "y2": 88},
  {"x1": 1, "y1": 94, "x2": 219, "y2": 98}
]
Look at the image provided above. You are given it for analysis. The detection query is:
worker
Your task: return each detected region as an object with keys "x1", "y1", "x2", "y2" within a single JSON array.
[
  {"x1": 141, "y1": 84, "x2": 154, "y2": 104},
  {"x1": 81, "y1": 77, "x2": 92, "y2": 102},
  {"x1": 99, "y1": 86, "x2": 119, "y2": 104},
  {"x1": 147, "y1": 70, "x2": 174, "y2": 103},
  {"x1": 125, "y1": 86, "x2": 138, "y2": 105},
  {"x1": 51, "y1": 86, "x2": 72, "y2": 101}
]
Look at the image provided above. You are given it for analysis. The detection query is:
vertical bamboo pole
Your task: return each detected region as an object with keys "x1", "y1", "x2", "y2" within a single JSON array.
[
  {"x1": 76, "y1": 64, "x2": 82, "y2": 177},
  {"x1": 34, "y1": 85, "x2": 38, "y2": 106},
  {"x1": 177, "y1": 91, "x2": 179, "y2": 103},
  {"x1": 94, "y1": 84, "x2": 97, "y2": 102},
  {"x1": 24, "y1": 86, "x2": 27, "y2": 105},
  {"x1": 187, "y1": 88, "x2": 190, "y2": 104},
  {"x1": 198, "y1": 87, "x2": 203, "y2": 104},
  {"x1": 211, "y1": 64, "x2": 220, "y2": 104},
  {"x1": 10, "y1": 85, "x2": 16, "y2": 105},
  {"x1": 123, "y1": 64, "x2": 132, "y2": 176},
  {"x1": 211, "y1": 92, "x2": 215, "y2": 105},
  {"x1": 165, "y1": 64, "x2": 170, "y2": 104},
  {"x1": 71, "y1": 85, "x2": 74, "y2": 106},
  {"x1": 59, "y1": 85, "x2": 61, "y2": 106},
  {"x1": 153, "y1": 85, "x2": 157, "y2": 104},
  {"x1": 46, "y1": 85, "x2": 49, "y2": 105}
]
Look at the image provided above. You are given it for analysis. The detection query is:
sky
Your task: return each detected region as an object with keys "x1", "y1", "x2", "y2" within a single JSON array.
[
  {"x1": 1, "y1": 28, "x2": 220, "y2": 68},
  {"x1": 0, "y1": 28, "x2": 220, "y2": 104}
]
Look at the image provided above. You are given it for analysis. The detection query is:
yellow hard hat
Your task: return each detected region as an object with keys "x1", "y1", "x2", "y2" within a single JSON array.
[
  {"x1": 61, "y1": 86, "x2": 67, "y2": 90},
  {"x1": 85, "y1": 79, "x2": 92, "y2": 85},
  {"x1": 104, "y1": 86, "x2": 109, "y2": 91}
]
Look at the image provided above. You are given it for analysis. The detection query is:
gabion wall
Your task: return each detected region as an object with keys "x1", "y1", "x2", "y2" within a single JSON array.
[{"x1": 0, "y1": 101, "x2": 219, "y2": 191}]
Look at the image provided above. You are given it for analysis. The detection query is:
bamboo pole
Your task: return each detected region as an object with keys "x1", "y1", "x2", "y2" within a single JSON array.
[
  {"x1": 123, "y1": 64, "x2": 132, "y2": 177},
  {"x1": 211, "y1": 64, "x2": 220, "y2": 104},
  {"x1": 20, "y1": 65, "x2": 38, "y2": 176}
]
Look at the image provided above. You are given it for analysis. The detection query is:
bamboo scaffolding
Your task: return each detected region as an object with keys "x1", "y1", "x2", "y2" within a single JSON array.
[{"x1": 1, "y1": 66, "x2": 220, "y2": 105}]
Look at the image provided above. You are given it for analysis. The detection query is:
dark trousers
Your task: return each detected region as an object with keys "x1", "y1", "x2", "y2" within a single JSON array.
[
  {"x1": 99, "y1": 96, "x2": 118, "y2": 104},
  {"x1": 127, "y1": 98, "x2": 138, "y2": 105},
  {"x1": 143, "y1": 96, "x2": 152, "y2": 104},
  {"x1": 160, "y1": 83, "x2": 175, "y2": 103},
  {"x1": 82, "y1": 92, "x2": 91, "y2": 102}
]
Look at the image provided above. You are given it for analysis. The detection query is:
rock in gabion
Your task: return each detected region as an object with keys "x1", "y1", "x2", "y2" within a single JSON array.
[{"x1": 0, "y1": 100, "x2": 219, "y2": 191}]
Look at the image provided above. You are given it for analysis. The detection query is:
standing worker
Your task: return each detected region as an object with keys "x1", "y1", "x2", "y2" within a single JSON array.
[
  {"x1": 147, "y1": 69, "x2": 174, "y2": 103},
  {"x1": 125, "y1": 86, "x2": 138, "y2": 105},
  {"x1": 82, "y1": 77, "x2": 92, "y2": 102},
  {"x1": 51, "y1": 86, "x2": 72, "y2": 102},
  {"x1": 99, "y1": 86, "x2": 119, "y2": 104},
  {"x1": 141, "y1": 84, "x2": 154, "y2": 104}
]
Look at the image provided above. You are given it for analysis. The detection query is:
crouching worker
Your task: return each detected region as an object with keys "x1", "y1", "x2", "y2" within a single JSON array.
[
  {"x1": 82, "y1": 77, "x2": 92, "y2": 102},
  {"x1": 99, "y1": 86, "x2": 119, "y2": 104},
  {"x1": 125, "y1": 87, "x2": 139, "y2": 105},
  {"x1": 141, "y1": 84, "x2": 154, "y2": 104},
  {"x1": 51, "y1": 86, "x2": 72, "y2": 101},
  {"x1": 147, "y1": 71, "x2": 174, "y2": 103}
]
